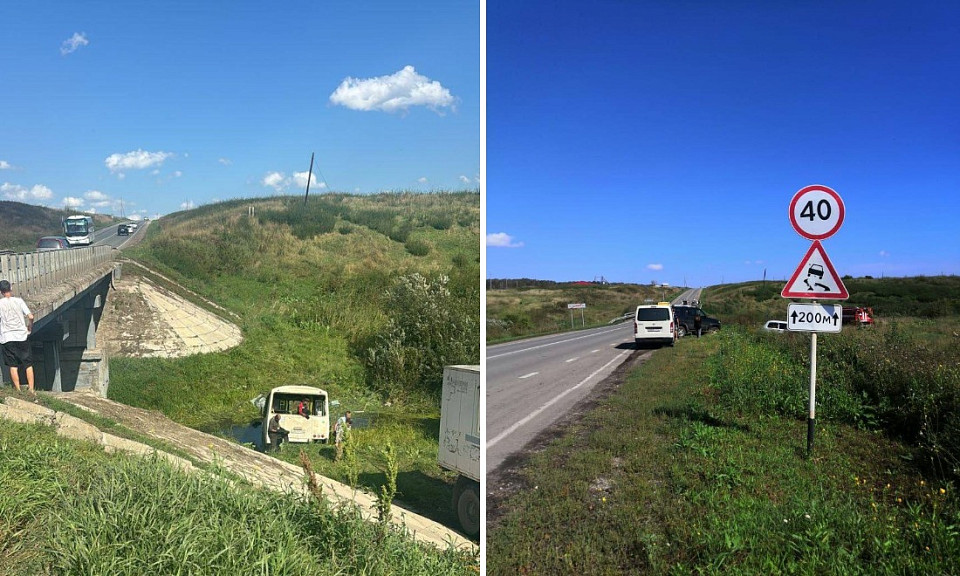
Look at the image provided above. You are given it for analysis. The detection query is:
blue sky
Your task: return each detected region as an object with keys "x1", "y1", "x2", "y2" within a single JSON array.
[
  {"x1": 1, "y1": 2, "x2": 480, "y2": 219},
  {"x1": 486, "y1": 1, "x2": 960, "y2": 286}
]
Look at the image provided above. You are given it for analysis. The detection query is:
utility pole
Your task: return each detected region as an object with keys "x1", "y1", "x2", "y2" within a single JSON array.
[{"x1": 303, "y1": 152, "x2": 315, "y2": 204}]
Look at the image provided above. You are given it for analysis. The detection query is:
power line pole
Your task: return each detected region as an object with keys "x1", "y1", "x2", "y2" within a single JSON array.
[{"x1": 303, "y1": 152, "x2": 315, "y2": 204}]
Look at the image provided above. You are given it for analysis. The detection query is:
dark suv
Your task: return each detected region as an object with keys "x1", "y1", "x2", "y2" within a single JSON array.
[{"x1": 672, "y1": 305, "x2": 721, "y2": 337}]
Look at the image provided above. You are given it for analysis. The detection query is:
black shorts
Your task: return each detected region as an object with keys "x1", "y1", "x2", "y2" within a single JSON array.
[{"x1": 1, "y1": 340, "x2": 32, "y2": 368}]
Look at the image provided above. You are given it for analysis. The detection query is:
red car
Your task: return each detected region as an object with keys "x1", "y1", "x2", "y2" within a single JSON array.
[{"x1": 36, "y1": 236, "x2": 71, "y2": 251}]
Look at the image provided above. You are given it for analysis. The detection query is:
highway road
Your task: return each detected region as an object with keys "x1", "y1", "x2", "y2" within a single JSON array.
[
  {"x1": 93, "y1": 220, "x2": 149, "y2": 249},
  {"x1": 486, "y1": 287, "x2": 703, "y2": 474}
]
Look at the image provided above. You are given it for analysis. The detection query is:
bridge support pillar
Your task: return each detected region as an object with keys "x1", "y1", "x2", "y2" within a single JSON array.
[{"x1": 13, "y1": 275, "x2": 112, "y2": 396}]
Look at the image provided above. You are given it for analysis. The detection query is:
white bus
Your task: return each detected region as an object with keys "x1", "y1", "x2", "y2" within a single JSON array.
[
  {"x1": 62, "y1": 215, "x2": 95, "y2": 246},
  {"x1": 261, "y1": 385, "x2": 330, "y2": 448}
]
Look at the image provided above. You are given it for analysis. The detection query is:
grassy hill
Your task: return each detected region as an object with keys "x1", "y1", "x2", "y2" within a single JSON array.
[
  {"x1": 0, "y1": 415, "x2": 475, "y2": 575},
  {"x1": 0, "y1": 201, "x2": 119, "y2": 252},
  {"x1": 111, "y1": 191, "x2": 480, "y2": 534}
]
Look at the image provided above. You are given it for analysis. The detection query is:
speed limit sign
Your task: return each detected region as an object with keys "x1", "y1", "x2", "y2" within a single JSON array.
[{"x1": 789, "y1": 185, "x2": 844, "y2": 240}]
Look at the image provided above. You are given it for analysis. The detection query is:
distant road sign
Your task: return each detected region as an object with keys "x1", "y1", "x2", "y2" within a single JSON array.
[
  {"x1": 789, "y1": 185, "x2": 845, "y2": 240},
  {"x1": 788, "y1": 302, "x2": 842, "y2": 333},
  {"x1": 781, "y1": 240, "x2": 849, "y2": 299},
  {"x1": 567, "y1": 303, "x2": 586, "y2": 309}
]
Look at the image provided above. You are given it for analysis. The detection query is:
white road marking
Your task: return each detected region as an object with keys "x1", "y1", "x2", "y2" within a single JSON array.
[
  {"x1": 487, "y1": 350, "x2": 630, "y2": 449},
  {"x1": 518, "y1": 372, "x2": 539, "y2": 379},
  {"x1": 590, "y1": 349, "x2": 600, "y2": 354},
  {"x1": 487, "y1": 326, "x2": 628, "y2": 360},
  {"x1": 565, "y1": 357, "x2": 579, "y2": 363}
]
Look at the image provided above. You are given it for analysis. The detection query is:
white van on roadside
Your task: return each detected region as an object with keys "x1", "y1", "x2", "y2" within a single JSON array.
[{"x1": 634, "y1": 302, "x2": 676, "y2": 348}]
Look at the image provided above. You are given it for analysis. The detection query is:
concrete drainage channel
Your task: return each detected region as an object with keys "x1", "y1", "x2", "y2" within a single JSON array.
[{"x1": 0, "y1": 391, "x2": 472, "y2": 551}]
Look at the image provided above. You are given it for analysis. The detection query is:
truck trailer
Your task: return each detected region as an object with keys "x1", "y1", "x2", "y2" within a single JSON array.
[{"x1": 438, "y1": 365, "x2": 481, "y2": 537}]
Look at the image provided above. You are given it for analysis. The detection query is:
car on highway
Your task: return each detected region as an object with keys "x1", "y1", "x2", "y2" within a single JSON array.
[
  {"x1": 673, "y1": 305, "x2": 721, "y2": 337},
  {"x1": 36, "y1": 236, "x2": 71, "y2": 251},
  {"x1": 763, "y1": 320, "x2": 788, "y2": 332},
  {"x1": 634, "y1": 302, "x2": 676, "y2": 348},
  {"x1": 117, "y1": 224, "x2": 130, "y2": 236}
]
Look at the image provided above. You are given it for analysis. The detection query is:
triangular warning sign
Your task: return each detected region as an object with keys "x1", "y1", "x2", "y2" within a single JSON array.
[{"x1": 781, "y1": 240, "x2": 849, "y2": 300}]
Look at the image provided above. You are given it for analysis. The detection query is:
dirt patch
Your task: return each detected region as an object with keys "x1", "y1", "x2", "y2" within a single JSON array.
[{"x1": 485, "y1": 348, "x2": 653, "y2": 531}]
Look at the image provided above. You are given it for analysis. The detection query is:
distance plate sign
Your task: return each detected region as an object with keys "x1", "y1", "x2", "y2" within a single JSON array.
[{"x1": 788, "y1": 302, "x2": 842, "y2": 333}]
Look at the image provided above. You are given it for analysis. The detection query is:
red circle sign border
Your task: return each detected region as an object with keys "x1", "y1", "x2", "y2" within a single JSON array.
[{"x1": 789, "y1": 184, "x2": 845, "y2": 240}]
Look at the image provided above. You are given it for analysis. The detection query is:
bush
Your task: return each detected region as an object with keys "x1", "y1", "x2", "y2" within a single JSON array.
[
  {"x1": 405, "y1": 238, "x2": 430, "y2": 257},
  {"x1": 362, "y1": 274, "x2": 478, "y2": 401},
  {"x1": 711, "y1": 323, "x2": 960, "y2": 478}
]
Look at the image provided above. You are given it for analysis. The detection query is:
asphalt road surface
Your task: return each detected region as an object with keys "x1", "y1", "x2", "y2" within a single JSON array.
[
  {"x1": 94, "y1": 221, "x2": 149, "y2": 249},
  {"x1": 486, "y1": 287, "x2": 704, "y2": 474}
]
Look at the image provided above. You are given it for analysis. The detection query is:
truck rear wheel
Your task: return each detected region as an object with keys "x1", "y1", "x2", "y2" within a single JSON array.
[{"x1": 454, "y1": 476, "x2": 480, "y2": 538}]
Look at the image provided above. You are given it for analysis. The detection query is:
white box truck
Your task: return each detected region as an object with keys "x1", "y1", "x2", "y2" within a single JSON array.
[{"x1": 438, "y1": 365, "x2": 480, "y2": 537}]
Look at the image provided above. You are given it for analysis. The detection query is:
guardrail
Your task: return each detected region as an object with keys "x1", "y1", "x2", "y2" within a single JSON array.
[{"x1": 0, "y1": 246, "x2": 116, "y2": 299}]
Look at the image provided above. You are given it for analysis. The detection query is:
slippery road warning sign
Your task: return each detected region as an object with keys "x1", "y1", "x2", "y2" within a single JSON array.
[
  {"x1": 788, "y1": 302, "x2": 842, "y2": 333},
  {"x1": 781, "y1": 240, "x2": 849, "y2": 299}
]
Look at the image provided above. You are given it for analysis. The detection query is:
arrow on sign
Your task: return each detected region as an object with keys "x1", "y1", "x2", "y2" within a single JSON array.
[{"x1": 787, "y1": 302, "x2": 843, "y2": 333}]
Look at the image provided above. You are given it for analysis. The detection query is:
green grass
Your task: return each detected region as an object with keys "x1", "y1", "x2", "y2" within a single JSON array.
[
  {"x1": 0, "y1": 421, "x2": 477, "y2": 575},
  {"x1": 488, "y1": 326, "x2": 960, "y2": 575},
  {"x1": 247, "y1": 412, "x2": 464, "y2": 532}
]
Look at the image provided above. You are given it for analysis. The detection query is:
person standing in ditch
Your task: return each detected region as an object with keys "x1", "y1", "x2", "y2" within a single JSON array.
[
  {"x1": 694, "y1": 311, "x2": 703, "y2": 338},
  {"x1": 267, "y1": 413, "x2": 288, "y2": 452},
  {"x1": 334, "y1": 410, "x2": 352, "y2": 462},
  {"x1": 0, "y1": 280, "x2": 35, "y2": 396}
]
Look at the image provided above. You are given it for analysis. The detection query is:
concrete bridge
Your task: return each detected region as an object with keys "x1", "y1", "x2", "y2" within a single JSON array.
[{"x1": 0, "y1": 246, "x2": 119, "y2": 394}]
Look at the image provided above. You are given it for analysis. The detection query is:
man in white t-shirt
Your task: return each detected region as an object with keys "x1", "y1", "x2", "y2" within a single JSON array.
[{"x1": 0, "y1": 280, "x2": 35, "y2": 394}]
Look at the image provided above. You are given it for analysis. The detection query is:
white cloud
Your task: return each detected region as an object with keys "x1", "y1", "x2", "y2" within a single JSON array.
[
  {"x1": 879, "y1": 250, "x2": 889, "y2": 257},
  {"x1": 329, "y1": 65, "x2": 456, "y2": 114},
  {"x1": 459, "y1": 175, "x2": 470, "y2": 184},
  {"x1": 486, "y1": 232, "x2": 524, "y2": 248},
  {"x1": 62, "y1": 197, "x2": 84, "y2": 208},
  {"x1": 180, "y1": 200, "x2": 195, "y2": 210},
  {"x1": 1, "y1": 182, "x2": 53, "y2": 201},
  {"x1": 293, "y1": 171, "x2": 326, "y2": 190},
  {"x1": 85, "y1": 190, "x2": 109, "y2": 202},
  {"x1": 0, "y1": 161, "x2": 12, "y2": 170},
  {"x1": 262, "y1": 171, "x2": 287, "y2": 192},
  {"x1": 173, "y1": 171, "x2": 182, "y2": 178},
  {"x1": 218, "y1": 158, "x2": 232, "y2": 166},
  {"x1": 105, "y1": 149, "x2": 173, "y2": 175},
  {"x1": 647, "y1": 263, "x2": 664, "y2": 271},
  {"x1": 418, "y1": 177, "x2": 428, "y2": 184},
  {"x1": 60, "y1": 32, "x2": 88, "y2": 55}
]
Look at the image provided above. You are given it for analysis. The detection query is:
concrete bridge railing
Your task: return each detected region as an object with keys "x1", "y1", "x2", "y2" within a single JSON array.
[{"x1": 0, "y1": 245, "x2": 115, "y2": 299}]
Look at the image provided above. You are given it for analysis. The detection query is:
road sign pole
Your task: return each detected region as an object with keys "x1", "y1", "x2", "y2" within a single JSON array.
[{"x1": 807, "y1": 330, "x2": 817, "y2": 457}]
